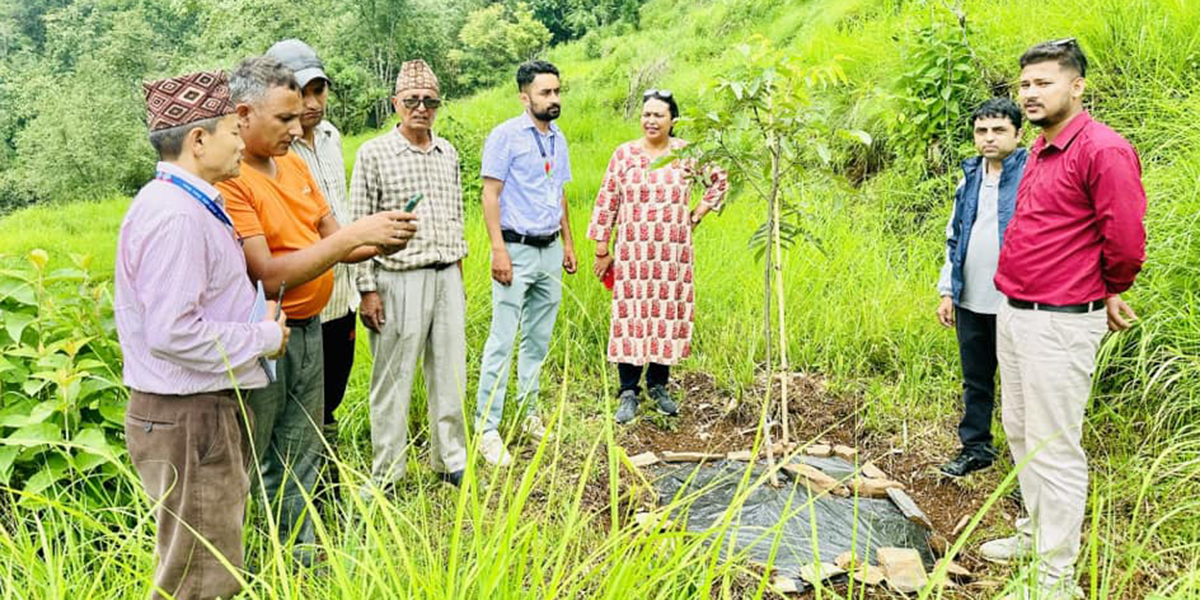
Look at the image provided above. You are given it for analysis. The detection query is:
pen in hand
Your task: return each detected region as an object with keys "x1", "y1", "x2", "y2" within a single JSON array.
[{"x1": 276, "y1": 281, "x2": 286, "y2": 319}]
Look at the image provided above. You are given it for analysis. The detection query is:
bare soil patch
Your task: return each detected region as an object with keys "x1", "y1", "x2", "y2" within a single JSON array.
[{"x1": 616, "y1": 370, "x2": 1026, "y2": 599}]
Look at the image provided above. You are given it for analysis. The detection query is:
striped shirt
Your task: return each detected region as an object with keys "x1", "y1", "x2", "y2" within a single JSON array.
[
  {"x1": 292, "y1": 120, "x2": 359, "y2": 321},
  {"x1": 349, "y1": 127, "x2": 467, "y2": 291},
  {"x1": 115, "y1": 161, "x2": 281, "y2": 395}
]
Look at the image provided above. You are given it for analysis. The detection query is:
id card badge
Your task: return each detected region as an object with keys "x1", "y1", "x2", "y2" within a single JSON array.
[{"x1": 545, "y1": 180, "x2": 560, "y2": 207}]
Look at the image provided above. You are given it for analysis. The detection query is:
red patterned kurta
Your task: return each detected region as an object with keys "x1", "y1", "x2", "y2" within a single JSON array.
[{"x1": 587, "y1": 139, "x2": 729, "y2": 365}]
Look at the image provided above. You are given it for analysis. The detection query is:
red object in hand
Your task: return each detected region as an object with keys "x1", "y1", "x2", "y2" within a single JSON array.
[{"x1": 603, "y1": 266, "x2": 615, "y2": 291}]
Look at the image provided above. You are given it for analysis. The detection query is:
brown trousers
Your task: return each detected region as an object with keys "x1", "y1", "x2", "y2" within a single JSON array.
[{"x1": 126, "y1": 390, "x2": 253, "y2": 600}]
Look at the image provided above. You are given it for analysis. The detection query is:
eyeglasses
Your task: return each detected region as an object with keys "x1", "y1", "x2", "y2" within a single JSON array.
[
  {"x1": 643, "y1": 89, "x2": 673, "y2": 100},
  {"x1": 400, "y1": 97, "x2": 442, "y2": 110},
  {"x1": 1048, "y1": 37, "x2": 1077, "y2": 47}
]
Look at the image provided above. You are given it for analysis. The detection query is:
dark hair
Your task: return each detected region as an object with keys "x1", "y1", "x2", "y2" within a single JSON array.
[
  {"x1": 516, "y1": 60, "x2": 559, "y2": 91},
  {"x1": 229, "y1": 56, "x2": 299, "y2": 104},
  {"x1": 148, "y1": 116, "x2": 223, "y2": 160},
  {"x1": 1020, "y1": 38, "x2": 1088, "y2": 77},
  {"x1": 970, "y1": 97, "x2": 1022, "y2": 131},
  {"x1": 642, "y1": 91, "x2": 680, "y2": 136}
]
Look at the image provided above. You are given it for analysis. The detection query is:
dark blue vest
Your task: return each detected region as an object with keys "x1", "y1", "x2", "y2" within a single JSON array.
[{"x1": 947, "y1": 148, "x2": 1027, "y2": 305}]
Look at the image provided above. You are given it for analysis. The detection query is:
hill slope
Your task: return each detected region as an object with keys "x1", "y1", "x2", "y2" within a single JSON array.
[{"x1": 1, "y1": 0, "x2": 1198, "y2": 597}]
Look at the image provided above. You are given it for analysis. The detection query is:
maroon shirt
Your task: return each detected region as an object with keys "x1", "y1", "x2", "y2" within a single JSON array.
[{"x1": 994, "y1": 112, "x2": 1146, "y2": 305}]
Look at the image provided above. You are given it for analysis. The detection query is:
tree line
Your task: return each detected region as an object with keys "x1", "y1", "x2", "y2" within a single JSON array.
[{"x1": 0, "y1": 0, "x2": 641, "y2": 212}]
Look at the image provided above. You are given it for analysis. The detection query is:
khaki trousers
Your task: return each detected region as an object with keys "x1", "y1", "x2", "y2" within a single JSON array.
[
  {"x1": 125, "y1": 390, "x2": 252, "y2": 600},
  {"x1": 996, "y1": 301, "x2": 1107, "y2": 581},
  {"x1": 368, "y1": 266, "x2": 468, "y2": 483}
]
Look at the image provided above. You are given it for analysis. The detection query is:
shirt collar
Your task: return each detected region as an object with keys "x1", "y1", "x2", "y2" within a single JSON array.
[
  {"x1": 155, "y1": 161, "x2": 222, "y2": 205},
  {"x1": 521, "y1": 111, "x2": 559, "y2": 136},
  {"x1": 293, "y1": 120, "x2": 335, "y2": 151},
  {"x1": 1036, "y1": 111, "x2": 1092, "y2": 152},
  {"x1": 391, "y1": 126, "x2": 445, "y2": 155}
]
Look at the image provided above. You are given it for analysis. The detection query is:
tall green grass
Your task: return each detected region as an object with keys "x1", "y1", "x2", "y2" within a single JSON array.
[{"x1": 2, "y1": 0, "x2": 1199, "y2": 597}]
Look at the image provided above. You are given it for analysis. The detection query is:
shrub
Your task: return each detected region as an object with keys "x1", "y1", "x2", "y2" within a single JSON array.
[
  {"x1": 449, "y1": 3, "x2": 553, "y2": 91},
  {"x1": 0, "y1": 250, "x2": 129, "y2": 506}
]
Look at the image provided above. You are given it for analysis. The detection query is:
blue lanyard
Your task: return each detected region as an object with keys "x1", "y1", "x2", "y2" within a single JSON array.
[
  {"x1": 156, "y1": 171, "x2": 235, "y2": 231},
  {"x1": 529, "y1": 128, "x2": 556, "y2": 177}
]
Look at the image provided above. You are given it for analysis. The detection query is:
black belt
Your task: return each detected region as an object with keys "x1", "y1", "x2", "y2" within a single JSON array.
[
  {"x1": 1007, "y1": 298, "x2": 1105, "y2": 313},
  {"x1": 425, "y1": 261, "x2": 457, "y2": 271},
  {"x1": 286, "y1": 315, "x2": 320, "y2": 327},
  {"x1": 501, "y1": 229, "x2": 559, "y2": 248}
]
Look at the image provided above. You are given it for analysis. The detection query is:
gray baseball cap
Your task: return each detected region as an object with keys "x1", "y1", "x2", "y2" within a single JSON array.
[{"x1": 266, "y1": 39, "x2": 329, "y2": 88}]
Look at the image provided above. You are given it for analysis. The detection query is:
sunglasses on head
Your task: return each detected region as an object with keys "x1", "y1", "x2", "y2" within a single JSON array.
[
  {"x1": 1048, "y1": 37, "x2": 1078, "y2": 48},
  {"x1": 400, "y1": 97, "x2": 442, "y2": 110},
  {"x1": 643, "y1": 89, "x2": 673, "y2": 100}
]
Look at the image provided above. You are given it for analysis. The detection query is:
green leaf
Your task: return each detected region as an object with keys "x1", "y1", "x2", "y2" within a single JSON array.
[
  {"x1": 730, "y1": 81, "x2": 744, "y2": 100},
  {"x1": 22, "y1": 378, "x2": 49, "y2": 397},
  {"x1": 80, "y1": 376, "x2": 120, "y2": 400},
  {"x1": 73, "y1": 451, "x2": 108, "y2": 472},
  {"x1": 0, "y1": 276, "x2": 35, "y2": 306},
  {"x1": 98, "y1": 397, "x2": 126, "y2": 426},
  {"x1": 5, "y1": 313, "x2": 35, "y2": 345},
  {"x1": 844, "y1": 129, "x2": 873, "y2": 146},
  {"x1": 72, "y1": 427, "x2": 111, "y2": 454},
  {"x1": 22, "y1": 457, "x2": 68, "y2": 497},
  {"x1": 27, "y1": 400, "x2": 59, "y2": 425},
  {"x1": 3, "y1": 422, "x2": 62, "y2": 446},
  {"x1": 0, "y1": 446, "x2": 18, "y2": 485},
  {"x1": 815, "y1": 143, "x2": 832, "y2": 165}
]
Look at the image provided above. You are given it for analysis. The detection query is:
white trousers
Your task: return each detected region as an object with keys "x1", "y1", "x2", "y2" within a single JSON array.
[
  {"x1": 368, "y1": 266, "x2": 468, "y2": 483},
  {"x1": 996, "y1": 300, "x2": 1107, "y2": 581}
]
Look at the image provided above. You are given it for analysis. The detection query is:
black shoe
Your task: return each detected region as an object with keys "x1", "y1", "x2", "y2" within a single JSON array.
[
  {"x1": 939, "y1": 451, "x2": 994, "y2": 478},
  {"x1": 437, "y1": 469, "x2": 464, "y2": 487},
  {"x1": 615, "y1": 390, "x2": 639, "y2": 424},
  {"x1": 648, "y1": 385, "x2": 678, "y2": 416}
]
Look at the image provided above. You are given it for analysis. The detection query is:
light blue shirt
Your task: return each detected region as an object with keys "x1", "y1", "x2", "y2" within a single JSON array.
[{"x1": 480, "y1": 112, "x2": 572, "y2": 236}]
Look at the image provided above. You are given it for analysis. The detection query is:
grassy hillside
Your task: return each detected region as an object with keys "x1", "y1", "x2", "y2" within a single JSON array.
[{"x1": 2, "y1": 0, "x2": 1198, "y2": 597}]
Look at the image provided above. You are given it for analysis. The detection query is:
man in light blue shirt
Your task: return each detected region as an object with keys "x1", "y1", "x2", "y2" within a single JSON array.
[{"x1": 476, "y1": 60, "x2": 578, "y2": 466}]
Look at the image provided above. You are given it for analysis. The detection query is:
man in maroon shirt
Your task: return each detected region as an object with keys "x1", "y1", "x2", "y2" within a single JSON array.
[{"x1": 982, "y1": 39, "x2": 1146, "y2": 599}]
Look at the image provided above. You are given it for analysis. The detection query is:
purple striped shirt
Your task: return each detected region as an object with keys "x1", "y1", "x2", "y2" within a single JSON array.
[{"x1": 115, "y1": 162, "x2": 281, "y2": 395}]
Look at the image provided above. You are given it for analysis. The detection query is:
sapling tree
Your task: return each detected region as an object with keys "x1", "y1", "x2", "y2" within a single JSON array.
[{"x1": 673, "y1": 37, "x2": 869, "y2": 476}]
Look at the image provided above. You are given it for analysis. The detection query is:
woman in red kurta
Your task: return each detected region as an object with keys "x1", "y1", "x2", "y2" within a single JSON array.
[{"x1": 587, "y1": 90, "x2": 729, "y2": 423}]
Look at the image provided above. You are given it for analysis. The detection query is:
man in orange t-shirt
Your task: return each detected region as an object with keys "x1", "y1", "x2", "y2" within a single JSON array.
[{"x1": 218, "y1": 56, "x2": 416, "y2": 565}]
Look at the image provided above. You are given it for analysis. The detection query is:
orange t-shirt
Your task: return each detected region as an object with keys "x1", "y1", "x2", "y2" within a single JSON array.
[{"x1": 219, "y1": 152, "x2": 334, "y2": 320}]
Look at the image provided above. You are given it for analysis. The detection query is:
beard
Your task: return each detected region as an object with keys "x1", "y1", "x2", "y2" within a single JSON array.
[
  {"x1": 532, "y1": 103, "x2": 561, "y2": 121},
  {"x1": 1028, "y1": 101, "x2": 1071, "y2": 129}
]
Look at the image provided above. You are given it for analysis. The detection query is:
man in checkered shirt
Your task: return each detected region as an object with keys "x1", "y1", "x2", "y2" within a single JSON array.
[{"x1": 349, "y1": 59, "x2": 469, "y2": 488}]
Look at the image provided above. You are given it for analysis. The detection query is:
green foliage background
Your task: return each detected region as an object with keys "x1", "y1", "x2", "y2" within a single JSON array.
[
  {"x1": 0, "y1": 0, "x2": 642, "y2": 211},
  {"x1": 0, "y1": 0, "x2": 1198, "y2": 597}
]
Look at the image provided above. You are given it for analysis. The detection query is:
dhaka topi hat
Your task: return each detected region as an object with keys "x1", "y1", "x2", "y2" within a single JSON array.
[
  {"x1": 266, "y1": 39, "x2": 329, "y2": 88},
  {"x1": 142, "y1": 70, "x2": 236, "y2": 132},
  {"x1": 395, "y1": 59, "x2": 439, "y2": 94}
]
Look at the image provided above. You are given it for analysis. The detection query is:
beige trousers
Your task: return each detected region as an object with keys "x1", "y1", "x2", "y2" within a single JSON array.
[
  {"x1": 367, "y1": 266, "x2": 468, "y2": 483},
  {"x1": 996, "y1": 300, "x2": 1108, "y2": 582}
]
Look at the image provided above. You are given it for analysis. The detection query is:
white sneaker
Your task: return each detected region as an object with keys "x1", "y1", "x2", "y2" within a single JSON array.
[
  {"x1": 480, "y1": 430, "x2": 513, "y2": 466},
  {"x1": 521, "y1": 414, "x2": 548, "y2": 443},
  {"x1": 980, "y1": 535, "x2": 1034, "y2": 565}
]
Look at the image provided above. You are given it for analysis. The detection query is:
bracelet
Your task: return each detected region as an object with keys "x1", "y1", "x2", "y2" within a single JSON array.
[{"x1": 595, "y1": 251, "x2": 610, "y2": 258}]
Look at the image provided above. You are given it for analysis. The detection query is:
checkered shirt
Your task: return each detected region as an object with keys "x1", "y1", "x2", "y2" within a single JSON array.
[
  {"x1": 291, "y1": 120, "x2": 360, "y2": 321},
  {"x1": 349, "y1": 127, "x2": 467, "y2": 292}
]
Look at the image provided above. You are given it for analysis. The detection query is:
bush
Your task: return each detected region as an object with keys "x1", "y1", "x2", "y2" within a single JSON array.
[
  {"x1": 0, "y1": 250, "x2": 129, "y2": 506},
  {"x1": 449, "y1": 3, "x2": 553, "y2": 91}
]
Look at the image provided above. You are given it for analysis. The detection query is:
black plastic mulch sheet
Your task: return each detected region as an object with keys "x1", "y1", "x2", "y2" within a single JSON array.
[{"x1": 649, "y1": 457, "x2": 934, "y2": 586}]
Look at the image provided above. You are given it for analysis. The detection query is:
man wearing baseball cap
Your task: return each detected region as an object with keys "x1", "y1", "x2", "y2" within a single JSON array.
[
  {"x1": 117, "y1": 70, "x2": 289, "y2": 600},
  {"x1": 266, "y1": 39, "x2": 358, "y2": 499},
  {"x1": 350, "y1": 59, "x2": 469, "y2": 488}
]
